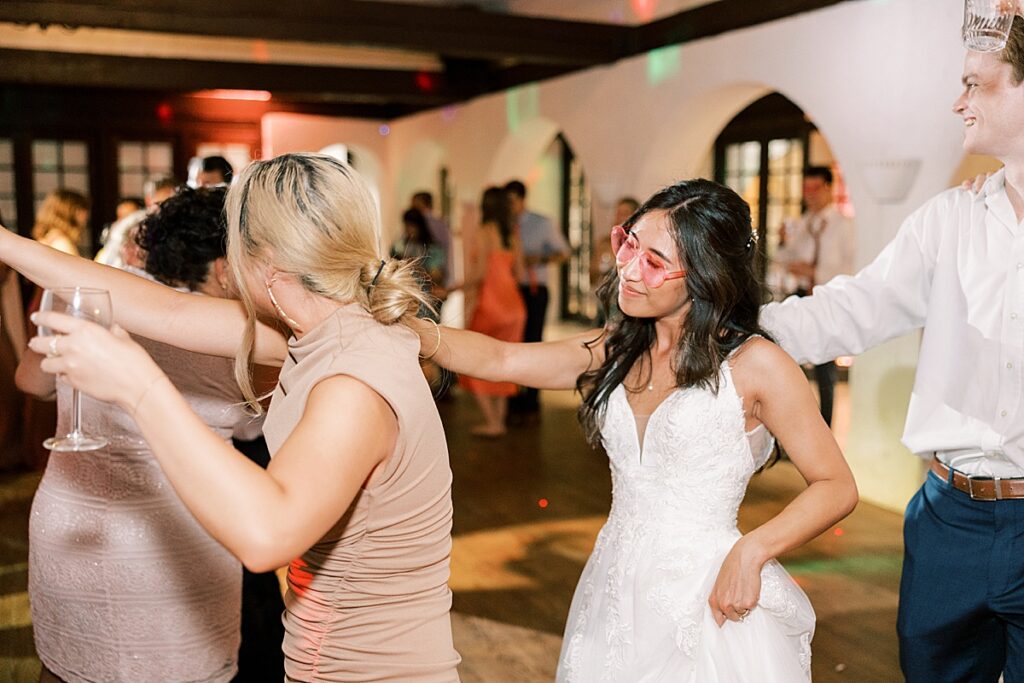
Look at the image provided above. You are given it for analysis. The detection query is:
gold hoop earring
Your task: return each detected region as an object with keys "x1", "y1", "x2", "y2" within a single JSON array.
[{"x1": 266, "y1": 275, "x2": 304, "y2": 333}]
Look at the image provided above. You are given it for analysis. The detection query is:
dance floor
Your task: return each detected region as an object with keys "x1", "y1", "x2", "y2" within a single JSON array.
[{"x1": 0, "y1": 381, "x2": 904, "y2": 682}]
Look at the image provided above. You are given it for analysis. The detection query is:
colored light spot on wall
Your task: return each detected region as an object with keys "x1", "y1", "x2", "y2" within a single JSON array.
[
  {"x1": 538, "y1": 498, "x2": 549, "y2": 509},
  {"x1": 631, "y1": 0, "x2": 658, "y2": 22},
  {"x1": 379, "y1": 124, "x2": 391, "y2": 136},
  {"x1": 251, "y1": 40, "x2": 271, "y2": 63},
  {"x1": 647, "y1": 45, "x2": 681, "y2": 86},
  {"x1": 506, "y1": 83, "x2": 540, "y2": 133},
  {"x1": 155, "y1": 102, "x2": 173, "y2": 123},
  {"x1": 834, "y1": 527, "x2": 845, "y2": 536}
]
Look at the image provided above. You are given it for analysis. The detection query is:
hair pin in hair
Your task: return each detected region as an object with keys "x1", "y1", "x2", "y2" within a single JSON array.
[
  {"x1": 369, "y1": 259, "x2": 386, "y2": 288},
  {"x1": 745, "y1": 231, "x2": 758, "y2": 251}
]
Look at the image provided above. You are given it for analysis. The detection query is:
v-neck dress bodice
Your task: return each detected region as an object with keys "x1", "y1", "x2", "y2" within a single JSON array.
[{"x1": 557, "y1": 360, "x2": 814, "y2": 682}]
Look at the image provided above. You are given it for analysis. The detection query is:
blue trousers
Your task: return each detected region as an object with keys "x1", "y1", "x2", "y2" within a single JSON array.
[{"x1": 899, "y1": 472, "x2": 1024, "y2": 682}]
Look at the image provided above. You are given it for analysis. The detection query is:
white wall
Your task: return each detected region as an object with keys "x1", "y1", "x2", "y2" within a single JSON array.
[{"x1": 263, "y1": 0, "x2": 977, "y2": 512}]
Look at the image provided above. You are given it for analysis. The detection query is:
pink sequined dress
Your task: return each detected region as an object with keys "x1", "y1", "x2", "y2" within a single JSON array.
[{"x1": 29, "y1": 335, "x2": 253, "y2": 682}]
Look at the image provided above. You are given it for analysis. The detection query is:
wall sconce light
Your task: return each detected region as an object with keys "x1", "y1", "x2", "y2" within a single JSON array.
[{"x1": 860, "y1": 159, "x2": 922, "y2": 204}]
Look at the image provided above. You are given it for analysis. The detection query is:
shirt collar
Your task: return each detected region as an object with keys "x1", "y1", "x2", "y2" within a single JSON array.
[{"x1": 980, "y1": 168, "x2": 1019, "y2": 232}]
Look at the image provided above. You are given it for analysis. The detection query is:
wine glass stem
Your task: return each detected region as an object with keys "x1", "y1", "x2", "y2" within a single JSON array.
[{"x1": 70, "y1": 388, "x2": 83, "y2": 438}]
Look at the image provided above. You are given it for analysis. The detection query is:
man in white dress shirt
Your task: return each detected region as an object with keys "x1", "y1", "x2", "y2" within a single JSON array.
[
  {"x1": 762, "y1": 18, "x2": 1024, "y2": 681},
  {"x1": 773, "y1": 166, "x2": 855, "y2": 426}
]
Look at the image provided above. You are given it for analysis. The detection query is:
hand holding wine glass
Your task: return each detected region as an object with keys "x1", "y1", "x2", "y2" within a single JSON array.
[{"x1": 36, "y1": 288, "x2": 113, "y2": 451}]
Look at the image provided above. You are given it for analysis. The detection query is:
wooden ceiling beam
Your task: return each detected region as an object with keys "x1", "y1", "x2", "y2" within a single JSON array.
[
  {"x1": 629, "y1": 0, "x2": 858, "y2": 54},
  {"x1": 0, "y1": 0, "x2": 627, "y2": 67},
  {"x1": 0, "y1": 49, "x2": 469, "y2": 106}
]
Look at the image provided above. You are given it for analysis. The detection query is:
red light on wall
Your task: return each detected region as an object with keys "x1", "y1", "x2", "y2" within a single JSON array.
[
  {"x1": 631, "y1": 0, "x2": 657, "y2": 21},
  {"x1": 538, "y1": 498, "x2": 549, "y2": 509},
  {"x1": 415, "y1": 71, "x2": 439, "y2": 93},
  {"x1": 833, "y1": 528, "x2": 845, "y2": 537},
  {"x1": 155, "y1": 102, "x2": 173, "y2": 122}
]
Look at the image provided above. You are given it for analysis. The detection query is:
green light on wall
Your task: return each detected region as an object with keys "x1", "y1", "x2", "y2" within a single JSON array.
[
  {"x1": 506, "y1": 84, "x2": 540, "y2": 133},
  {"x1": 646, "y1": 45, "x2": 681, "y2": 86}
]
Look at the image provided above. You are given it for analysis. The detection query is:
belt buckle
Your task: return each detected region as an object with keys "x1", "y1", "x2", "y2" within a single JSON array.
[{"x1": 966, "y1": 475, "x2": 1000, "y2": 501}]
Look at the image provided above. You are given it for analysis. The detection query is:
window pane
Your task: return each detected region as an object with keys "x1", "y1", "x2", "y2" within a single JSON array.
[
  {"x1": 63, "y1": 142, "x2": 88, "y2": 167},
  {"x1": 0, "y1": 199, "x2": 15, "y2": 229},
  {"x1": 0, "y1": 170, "x2": 13, "y2": 195},
  {"x1": 33, "y1": 141, "x2": 58, "y2": 169},
  {"x1": 0, "y1": 140, "x2": 11, "y2": 166},
  {"x1": 119, "y1": 142, "x2": 144, "y2": 169},
  {"x1": 146, "y1": 143, "x2": 173, "y2": 171},
  {"x1": 35, "y1": 171, "x2": 59, "y2": 195},
  {"x1": 120, "y1": 171, "x2": 145, "y2": 198},
  {"x1": 63, "y1": 172, "x2": 89, "y2": 194}
]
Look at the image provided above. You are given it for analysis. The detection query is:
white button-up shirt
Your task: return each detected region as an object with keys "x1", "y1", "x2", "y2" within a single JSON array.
[
  {"x1": 762, "y1": 169, "x2": 1024, "y2": 476},
  {"x1": 774, "y1": 205, "x2": 856, "y2": 291}
]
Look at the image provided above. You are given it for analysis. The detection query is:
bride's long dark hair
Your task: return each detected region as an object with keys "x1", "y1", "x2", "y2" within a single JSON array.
[{"x1": 576, "y1": 179, "x2": 772, "y2": 447}]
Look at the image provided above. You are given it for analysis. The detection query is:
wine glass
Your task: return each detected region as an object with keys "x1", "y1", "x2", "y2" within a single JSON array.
[{"x1": 39, "y1": 287, "x2": 113, "y2": 452}]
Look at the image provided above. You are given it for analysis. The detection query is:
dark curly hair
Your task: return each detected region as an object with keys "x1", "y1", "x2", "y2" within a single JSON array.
[
  {"x1": 136, "y1": 185, "x2": 227, "y2": 291},
  {"x1": 577, "y1": 178, "x2": 772, "y2": 447}
]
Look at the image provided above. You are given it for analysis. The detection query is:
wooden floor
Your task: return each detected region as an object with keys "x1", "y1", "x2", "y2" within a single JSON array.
[{"x1": 0, "y1": 383, "x2": 904, "y2": 682}]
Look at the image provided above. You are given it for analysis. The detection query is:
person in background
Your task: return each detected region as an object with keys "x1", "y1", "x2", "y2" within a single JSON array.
[
  {"x1": 458, "y1": 187, "x2": 526, "y2": 437},
  {"x1": 144, "y1": 175, "x2": 179, "y2": 210},
  {"x1": 504, "y1": 179, "x2": 570, "y2": 424},
  {"x1": 18, "y1": 186, "x2": 254, "y2": 683},
  {"x1": 32, "y1": 189, "x2": 89, "y2": 257},
  {"x1": 197, "y1": 155, "x2": 234, "y2": 187},
  {"x1": 590, "y1": 197, "x2": 640, "y2": 326},
  {"x1": 392, "y1": 208, "x2": 446, "y2": 305},
  {"x1": 115, "y1": 197, "x2": 143, "y2": 222},
  {"x1": 411, "y1": 191, "x2": 452, "y2": 288},
  {"x1": 771, "y1": 166, "x2": 855, "y2": 426}
]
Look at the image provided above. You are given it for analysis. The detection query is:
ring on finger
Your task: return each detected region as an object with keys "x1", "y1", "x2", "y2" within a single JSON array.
[
  {"x1": 48, "y1": 336, "x2": 60, "y2": 357},
  {"x1": 737, "y1": 608, "x2": 750, "y2": 621}
]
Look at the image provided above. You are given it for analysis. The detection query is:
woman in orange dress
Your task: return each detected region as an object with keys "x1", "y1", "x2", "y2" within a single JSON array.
[{"x1": 459, "y1": 186, "x2": 526, "y2": 437}]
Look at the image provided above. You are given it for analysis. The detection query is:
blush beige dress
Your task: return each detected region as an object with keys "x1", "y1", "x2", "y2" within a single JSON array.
[
  {"x1": 262, "y1": 303, "x2": 460, "y2": 682},
  {"x1": 29, "y1": 336, "x2": 252, "y2": 682}
]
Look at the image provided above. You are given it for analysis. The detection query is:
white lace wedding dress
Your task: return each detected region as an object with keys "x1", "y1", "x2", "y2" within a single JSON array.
[{"x1": 557, "y1": 360, "x2": 814, "y2": 682}]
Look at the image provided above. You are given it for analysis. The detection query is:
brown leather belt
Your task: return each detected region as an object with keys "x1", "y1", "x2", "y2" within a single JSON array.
[{"x1": 930, "y1": 458, "x2": 1024, "y2": 501}]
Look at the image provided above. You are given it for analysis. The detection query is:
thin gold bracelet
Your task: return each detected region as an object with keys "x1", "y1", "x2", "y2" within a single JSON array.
[
  {"x1": 131, "y1": 374, "x2": 168, "y2": 419},
  {"x1": 420, "y1": 318, "x2": 442, "y2": 361}
]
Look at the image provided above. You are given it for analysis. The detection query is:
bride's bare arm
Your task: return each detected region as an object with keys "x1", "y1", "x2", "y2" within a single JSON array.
[
  {"x1": 0, "y1": 226, "x2": 289, "y2": 365},
  {"x1": 412, "y1": 318, "x2": 604, "y2": 390}
]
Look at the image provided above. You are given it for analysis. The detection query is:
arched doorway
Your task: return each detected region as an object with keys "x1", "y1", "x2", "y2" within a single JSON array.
[{"x1": 713, "y1": 92, "x2": 854, "y2": 297}]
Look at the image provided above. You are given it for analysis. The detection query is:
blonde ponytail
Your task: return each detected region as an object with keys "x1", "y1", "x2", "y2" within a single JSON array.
[{"x1": 224, "y1": 153, "x2": 436, "y2": 410}]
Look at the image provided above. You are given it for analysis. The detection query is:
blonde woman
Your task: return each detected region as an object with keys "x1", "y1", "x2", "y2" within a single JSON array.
[
  {"x1": 0, "y1": 154, "x2": 460, "y2": 682},
  {"x1": 32, "y1": 189, "x2": 90, "y2": 256}
]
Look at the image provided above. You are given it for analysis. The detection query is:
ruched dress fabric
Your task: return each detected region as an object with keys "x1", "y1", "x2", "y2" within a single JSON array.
[
  {"x1": 261, "y1": 304, "x2": 460, "y2": 682},
  {"x1": 557, "y1": 360, "x2": 815, "y2": 682},
  {"x1": 459, "y1": 250, "x2": 526, "y2": 397},
  {"x1": 29, "y1": 336, "x2": 251, "y2": 683}
]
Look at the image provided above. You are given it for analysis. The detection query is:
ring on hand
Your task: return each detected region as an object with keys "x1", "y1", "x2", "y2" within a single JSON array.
[
  {"x1": 48, "y1": 336, "x2": 60, "y2": 357},
  {"x1": 737, "y1": 608, "x2": 750, "y2": 621}
]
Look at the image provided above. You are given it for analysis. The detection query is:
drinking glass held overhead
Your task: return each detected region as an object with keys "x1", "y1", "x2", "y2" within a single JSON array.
[
  {"x1": 963, "y1": 0, "x2": 1024, "y2": 51},
  {"x1": 38, "y1": 287, "x2": 112, "y2": 451}
]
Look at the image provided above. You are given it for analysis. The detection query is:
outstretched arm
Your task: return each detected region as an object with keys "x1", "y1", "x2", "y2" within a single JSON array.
[
  {"x1": 30, "y1": 311, "x2": 391, "y2": 572},
  {"x1": 761, "y1": 197, "x2": 943, "y2": 364},
  {"x1": 413, "y1": 318, "x2": 604, "y2": 391},
  {"x1": 708, "y1": 339, "x2": 857, "y2": 626},
  {"x1": 0, "y1": 227, "x2": 289, "y2": 365}
]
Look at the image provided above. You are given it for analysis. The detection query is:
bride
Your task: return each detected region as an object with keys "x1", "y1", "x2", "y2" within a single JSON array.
[{"x1": 415, "y1": 178, "x2": 857, "y2": 681}]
